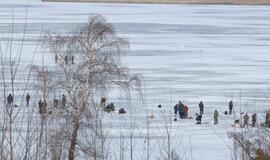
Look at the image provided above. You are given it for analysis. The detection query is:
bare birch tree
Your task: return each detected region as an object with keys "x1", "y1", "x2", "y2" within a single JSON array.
[{"x1": 44, "y1": 14, "x2": 133, "y2": 160}]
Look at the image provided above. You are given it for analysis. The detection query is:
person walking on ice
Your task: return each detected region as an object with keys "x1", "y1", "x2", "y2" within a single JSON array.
[
  {"x1": 7, "y1": 93, "x2": 13, "y2": 105},
  {"x1": 199, "y1": 101, "x2": 204, "y2": 115},
  {"x1": 26, "y1": 93, "x2": 30, "y2": 107},
  {"x1": 213, "y1": 110, "x2": 219, "y2": 125},
  {"x1": 252, "y1": 113, "x2": 256, "y2": 127},
  {"x1": 229, "y1": 100, "x2": 233, "y2": 114}
]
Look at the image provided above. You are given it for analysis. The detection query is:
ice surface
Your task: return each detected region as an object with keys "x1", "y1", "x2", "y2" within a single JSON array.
[{"x1": 0, "y1": 0, "x2": 270, "y2": 159}]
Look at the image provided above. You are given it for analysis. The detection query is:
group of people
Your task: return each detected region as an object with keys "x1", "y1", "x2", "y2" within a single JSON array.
[
  {"x1": 55, "y1": 55, "x2": 75, "y2": 65},
  {"x1": 100, "y1": 97, "x2": 126, "y2": 114},
  {"x1": 7, "y1": 93, "x2": 31, "y2": 107},
  {"x1": 174, "y1": 101, "x2": 189, "y2": 119},
  {"x1": 172, "y1": 99, "x2": 270, "y2": 128}
]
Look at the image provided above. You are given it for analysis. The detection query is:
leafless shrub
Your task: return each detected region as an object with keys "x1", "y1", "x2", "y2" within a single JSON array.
[{"x1": 230, "y1": 128, "x2": 270, "y2": 160}]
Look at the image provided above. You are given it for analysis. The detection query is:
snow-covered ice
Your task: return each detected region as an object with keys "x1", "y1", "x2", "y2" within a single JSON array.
[{"x1": 0, "y1": 0, "x2": 270, "y2": 159}]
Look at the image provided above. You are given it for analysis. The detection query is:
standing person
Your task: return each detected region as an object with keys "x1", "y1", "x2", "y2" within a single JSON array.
[
  {"x1": 174, "y1": 103, "x2": 179, "y2": 115},
  {"x1": 38, "y1": 99, "x2": 42, "y2": 114},
  {"x1": 214, "y1": 110, "x2": 219, "y2": 125},
  {"x1": 183, "y1": 104, "x2": 189, "y2": 119},
  {"x1": 7, "y1": 93, "x2": 13, "y2": 105},
  {"x1": 252, "y1": 113, "x2": 257, "y2": 127},
  {"x1": 42, "y1": 100, "x2": 47, "y2": 114},
  {"x1": 229, "y1": 100, "x2": 233, "y2": 115},
  {"x1": 71, "y1": 55, "x2": 74, "y2": 64},
  {"x1": 26, "y1": 93, "x2": 30, "y2": 107},
  {"x1": 53, "y1": 98, "x2": 58, "y2": 108},
  {"x1": 199, "y1": 101, "x2": 204, "y2": 115},
  {"x1": 62, "y1": 94, "x2": 66, "y2": 109},
  {"x1": 64, "y1": 56, "x2": 68, "y2": 65},
  {"x1": 101, "y1": 97, "x2": 106, "y2": 108},
  {"x1": 179, "y1": 101, "x2": 184, "y2": 119},
  {"x1": 266, "y1": 112, "x2": 270, "y2": 128},
  {"x1": 243, "y1": 113, "x2": 249, "y2": 128}
]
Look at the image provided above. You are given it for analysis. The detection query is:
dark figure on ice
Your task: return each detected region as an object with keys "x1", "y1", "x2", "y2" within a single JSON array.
[
  {"x1": 64, "y1": 56, "x2": 68, "y2": 65},
  {"x1": 119, "y1": 108, "x2": 126, "y2": 114},
  {"x1": 174, "y1": 103, "x2": 179, "y2": 115},
  {"x1": 53, "y1": 98, "x2": 58, "y2": 108},
  {"x1": 229, "y1": 100, "x2": 233, "y2": 115},
  {"x1": 55, "y1": 54, "x2": 58, "y2": 63},
  {"x1": 158, "y1": 104, "x2": 162, "y2": 108},
  {"x1": 26, "y1": 93, "x2": 30, "y2": 107},
  {"x1": 101, "y1": 97, "x2": 106, "y2": 108},
  {"x1": 38, "y1": 100, "x2": 42, "y2": 114},
  {"x1": 7, "y1": 93, "x2": 13, "y2": 105},
  {"x1": 183, "y1": 104, "x2": 188, "y2": 118},
  {"x1": 39, "y1": 100, "x2": 47, "y2": 114},
  {"x1": 179, "y1": 101, "x2": 185, "y2": 119},
  {"x1": 243, "y1": 113, "x2": 249, "y2": 128},
  {"x1": 252, "y1": 113, "x2": 257, "y2": 127},
  {"x1": 199, "y1": 101, "x2": 204, "y2": 115},
  {"x1": 196, "y1": 113, "x2": 202, "y2": 124},
  {"x1": 105, "y1": 103, "x2": 115, "y2": 113},
  {"x1": 71, "y1": 55, "x2": 74, "y2": 64},
  {"x1": 266, "y1": 112, "x2": 270, "y2": 128},
  {"x1": 213, "y1": 110, "x2": 219, "y2": 125},
  {"x1": 62, "y1": 94, "x2": 66, "y2": 109}
]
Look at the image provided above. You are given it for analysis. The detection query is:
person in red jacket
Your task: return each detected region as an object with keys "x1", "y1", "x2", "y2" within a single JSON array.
[{"x1": 183, "y1": 105, "x2": 189, "y2": 119}]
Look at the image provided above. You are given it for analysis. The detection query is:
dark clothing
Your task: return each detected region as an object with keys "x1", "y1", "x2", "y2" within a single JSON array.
[
  {"x1": 105, "y1": 103, "x2": 115, "y2": 113},
  {"x1": 53, "y1": 99, "x2": 58, "y2": 108},
  {"x1": 64, "y1": 56, "x2": 68, "y2": 65},
  {"x1": 179, "y1": 102, "x2": 185, "y2": 119},
  {"x1": 199, "y1": 101, "x2": 204, "y2": 115},
  {"x1": 214, "y1": 110, "x2": 219, "y2": 125},
  {"x1": 7, "y1": 94, "x2": 13, "y2": 105},
  {"x1": 266, "y1": 112, "x2": 270, "y2": 128},
  {"x1": 229, "y1": 101, "x2": 233, "y2": 114},
  {"x1": 119, "y1": 108, "x2": 126, "y2": 114},
  {"x1": 62, "y1": 95, "x2": 66, "y2": 109},
  {"x1": 38, "y1": 100, "x2": 42, "y2": 114},
  {"x1": 196, "y1": 114, "x2": 202, "y2": 124},
  {"x1": 39, "y1": 100, "x2": 47, "y2": 114},
  {"x1": 26, "y1": 93, "x2": 30, "y2": 107},
  {"x1": 174, "y1": 104, "x2": 179, "y2": 115},
  {"x1": 252, "y1": 114, "x2": 256, "y2": 127}
]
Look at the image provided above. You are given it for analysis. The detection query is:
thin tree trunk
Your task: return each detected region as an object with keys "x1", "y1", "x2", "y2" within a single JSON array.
[{"x1": 68, "y1": 118, "x2": 80, "y2": 160}]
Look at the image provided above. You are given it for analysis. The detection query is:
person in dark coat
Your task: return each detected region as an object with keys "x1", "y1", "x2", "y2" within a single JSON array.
[
  {"x1": 26, "y1": 93, "x2": 30, "y2": 107},
  {"x1": 38, "y1": 100, "x2": 42, "y2": 114},
  {"x1": 214, "y1": 110, "x2": 219, "y2": 125},
  {"x1": 252, "y1": 113, "x2": 257, "y2": 127},
  {"x1": 42, "y1": 100, "x2": 47, "y2": 114},
  {"x1": 196, "y1": 113, "x2": 202, "y2": 124},
  {"x1": 7, "y1": 93, "x2": 13, "y2": 105},
  {"x1": 174, "y1": 103, "x2": 179, "y2": 115},
  {"x1": 62, "y1": 94, "x2": 66, "y2": 109},
  {"x1": 179, "y1": 101, "x2": 185, "y2": 119},
  {"x1": 64, "y1": 56, "x2": 68, "y2": 65},
  {"x1": 53, "y1": 98, "x2": 58, "y2": 108},
  {"x1": 199, "y1": 101, "x2": 204, "y2": 115},
  {"x1": 71, "y1": 56, "x2": 74, "y2": 64},
  {"x1": 229, "y1": 100, "x2": 233, "y2": 115},
  {"x1": 266, "y1": 112, "x2": 270, "y2": 128}
]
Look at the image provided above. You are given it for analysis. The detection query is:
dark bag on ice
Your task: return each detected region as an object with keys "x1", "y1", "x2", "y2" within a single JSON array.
[{"x1": 119, "y1": 108, "x2": 126, "y2": 114}]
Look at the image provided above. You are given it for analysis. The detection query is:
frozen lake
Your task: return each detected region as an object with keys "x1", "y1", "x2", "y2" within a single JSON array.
[
  {"x1": 0, "y1": 0, "x2": 270, "y2": 159},
  {"x1": 1, "y1": 1, "x2": 270, "y2": 113}
]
